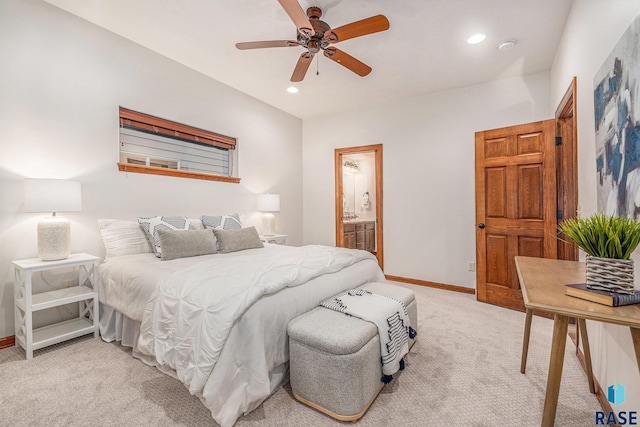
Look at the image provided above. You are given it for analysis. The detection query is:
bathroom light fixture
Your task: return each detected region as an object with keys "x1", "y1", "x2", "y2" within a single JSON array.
[
  {"x1": 287, "y1": 86, "x2": 299, "y2": 93},
  {"x1": 257, "y1": 193, "x2": 280, "y2": 236},
  {"x1": 467, "y1": 33, "x2": 486, "y2": 44},
  {"x1": 24, "y1": 179, "x2": 82, "y2": 261},
  {"x1": 343, "y1": 160, "x2": 359, "y2": 173}
]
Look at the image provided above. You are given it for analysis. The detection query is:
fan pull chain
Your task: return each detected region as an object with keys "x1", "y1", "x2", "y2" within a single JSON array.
[{"x1": 316, "y1": 54, "x2": 320, "y2": 76}]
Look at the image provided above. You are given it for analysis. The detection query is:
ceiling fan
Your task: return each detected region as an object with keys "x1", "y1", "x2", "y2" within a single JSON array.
[{"x1": 235, "y1": 0, "x2": 390, "y2": 82}]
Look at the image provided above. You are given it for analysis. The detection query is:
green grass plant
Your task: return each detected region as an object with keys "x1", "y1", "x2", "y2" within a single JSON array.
[{"x1": 558, "y1": 213, "x2": 640, "y2": 260}]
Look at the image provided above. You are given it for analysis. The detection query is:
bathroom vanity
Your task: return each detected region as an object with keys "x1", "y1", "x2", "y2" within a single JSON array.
[{"x1": 342, "y1": 220, "x2": 375, "y2": 252}]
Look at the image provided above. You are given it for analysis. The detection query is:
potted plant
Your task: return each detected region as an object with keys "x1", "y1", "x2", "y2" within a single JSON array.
[{"x1": 558, "y1": 213, "x2": 640, "y2": 294}]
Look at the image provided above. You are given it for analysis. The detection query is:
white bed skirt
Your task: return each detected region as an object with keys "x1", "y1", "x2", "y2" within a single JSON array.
[
  {"x1": 99, "y1": 303, "x2": 140, "y2": 347},
  {"x1": 99, "y1": 304, "x2": 161, "y2": 367}
]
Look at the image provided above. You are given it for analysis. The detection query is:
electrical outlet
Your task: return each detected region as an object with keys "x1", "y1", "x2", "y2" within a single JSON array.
[
  {"x1": 467, "y1": 262, "x2": 476, "y2": 272},
  {"x1": 63, "y1": 280, "x2": 75, "y2": 288}
]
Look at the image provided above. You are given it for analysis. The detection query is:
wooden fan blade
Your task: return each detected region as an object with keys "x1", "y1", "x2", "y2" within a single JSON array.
[
  {"x1": 323, "y1": 47, "x2": 371, "y2": 77},
  {"x1": 291, "y1": 52, "x2": 314, "y2": 82},
  {"x1": 236, "y1": 40, "x2": 299, "y2": 50},
  {"x1": 324, "y1": 15, "x2": 389, "y2": 43},
  {"x1": 278, "y1": 0, "x2": 314, "y2": 38}
]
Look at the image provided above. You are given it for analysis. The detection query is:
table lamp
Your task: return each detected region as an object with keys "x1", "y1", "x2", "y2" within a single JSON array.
[
  {"x1": 24, "y1": 179, "x2": 82, "y2": 261},
  {"x1": 257, "y1": 193, "x2": 280, "y2": 236}
]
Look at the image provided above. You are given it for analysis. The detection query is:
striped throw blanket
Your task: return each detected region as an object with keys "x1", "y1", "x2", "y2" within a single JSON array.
[{"x1": 320, "y1": 288, "x2": 417, "y2": 383}]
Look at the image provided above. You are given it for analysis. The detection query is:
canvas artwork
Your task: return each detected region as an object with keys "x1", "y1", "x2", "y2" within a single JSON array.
[{"x1": 594, "y1": 13, "x2": 640, "y2": 218}]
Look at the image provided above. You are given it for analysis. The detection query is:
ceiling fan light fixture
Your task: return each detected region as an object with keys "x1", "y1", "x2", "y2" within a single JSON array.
[
  {"x1": 236, "y1": 2, "x2": 389, "y2": 82},
  {"x1": 467, "y1": 33, "x2": 486, "y2": 45},
  {"x1": 287, "y1": 86, "x2": 299, "y2": 93}
]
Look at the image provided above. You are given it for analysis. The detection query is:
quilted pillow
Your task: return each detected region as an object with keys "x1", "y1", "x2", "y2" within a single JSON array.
[
  {"x1": 138, "y1": 216, "x2": 191, "y2": 257},
  {"x1": 213, "y1": 226, "x2": 264, "y2": 254},
  {"x1": 98, "y1": 219, "x2": 154, "y2": 259},
  {"x1": 201, "y1": 213, "x2": 242, "y2": 230},
  {"x1": 157, "y1": 229, "x2": 216, "y2": 261}
]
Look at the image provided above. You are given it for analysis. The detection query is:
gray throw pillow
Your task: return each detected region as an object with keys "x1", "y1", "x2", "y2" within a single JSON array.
[
  {"x1": 213, "y1": 226, "x2": 264, "y2": 254},
  {"x1": 157, "y1": 228, "x2": 216, "y2": 261},
  {"x1": 137, "y1": 216, "x2": 191, "y2": 257}
]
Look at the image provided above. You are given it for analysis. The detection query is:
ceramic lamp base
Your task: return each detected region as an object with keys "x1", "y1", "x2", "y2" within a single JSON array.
[
  {"x1": 38, "y1": 216, "x2": 71, "y2": 261},
  {"x1": 262, "y1": 212, "x2": 276, "y2": 236}
]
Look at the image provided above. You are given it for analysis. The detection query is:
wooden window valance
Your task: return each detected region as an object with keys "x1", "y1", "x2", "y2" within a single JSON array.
[{"x1": 119, "y1": 107, "x2": 236, "y2": 150}]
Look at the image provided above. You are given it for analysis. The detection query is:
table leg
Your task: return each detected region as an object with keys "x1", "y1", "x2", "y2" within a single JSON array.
[
  {"x1": 541, "y1": 314, "x2": 569, "y2": 427},
  {"x1": 577, "y1": 319, "x2": 595, "y2": 394},
  {"x1": 631, "y1": 327, "x2": 640, "y2": 374},
  {"x1": 521, "y1": 308, "x2": 533, "y2": 374}
]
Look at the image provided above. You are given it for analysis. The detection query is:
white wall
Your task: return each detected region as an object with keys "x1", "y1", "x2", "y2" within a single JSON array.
[
  {"x1": 0, "y1": 0, "x2": 302, "y2": 339},
  {"x1": 303, "y1": 73, "x2": 551, "y2": 288},
  {"x1": 550, "y1": 0, "x2": 640, "y2": 411}
]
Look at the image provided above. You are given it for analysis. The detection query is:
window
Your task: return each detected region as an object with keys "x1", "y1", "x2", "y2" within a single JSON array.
[{"x1": 118, "y1": 107, "x2": 240, "y2": 183}]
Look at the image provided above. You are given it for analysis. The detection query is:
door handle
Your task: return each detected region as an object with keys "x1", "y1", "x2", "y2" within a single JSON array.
[{"x1": 478, "y1": 223, "x2": 485, "y2": 229}]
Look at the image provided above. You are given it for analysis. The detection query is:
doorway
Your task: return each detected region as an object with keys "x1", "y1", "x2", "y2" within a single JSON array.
[
  {"x1": 335, "y1": 144, "x2": 383, "y2": 269},
  {"x1": 555, "y1": 77, "x2": 579, "y2": 261},
  {"x1": 475, "y1": 78, "x2": 578, "y2": 311}
]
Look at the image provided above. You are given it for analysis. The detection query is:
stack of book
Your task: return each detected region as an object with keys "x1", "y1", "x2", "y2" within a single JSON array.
[{"x1": 565, "y1": 283, "x2": 640, "y2": 307}]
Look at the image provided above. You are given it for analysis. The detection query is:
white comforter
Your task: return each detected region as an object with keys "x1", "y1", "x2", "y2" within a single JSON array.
[{"x1": 129, "y1": 244, "x2": 382, "y2": 426}]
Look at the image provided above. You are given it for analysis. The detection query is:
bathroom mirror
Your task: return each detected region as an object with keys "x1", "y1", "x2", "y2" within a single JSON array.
[
  {"x1": 343, "y1": 173, "x2": 356, "y2": 217},
  {"x1": 342, "y1": 154, "x2": 375, "y2": 221}
]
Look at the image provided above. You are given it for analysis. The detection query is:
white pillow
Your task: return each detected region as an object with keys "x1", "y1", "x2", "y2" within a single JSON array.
[
  {"x1": 98, "y1": 219, "x2": 154, "y2": 259},
  {"x1": 138, "y1": 216, "x2": 191, "y2": 257}
]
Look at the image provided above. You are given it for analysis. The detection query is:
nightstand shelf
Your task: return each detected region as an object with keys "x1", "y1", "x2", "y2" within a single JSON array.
[
  {"x1": 12, "y1": 253, "x2": 100, "y2": 359},
  {"x1": 259, "y1": 234, "x2": 288, "y2": 245},
  {"x1": 19, "y1": 317, "x2": 95, "y2": 352},
  {"x1": 16, "y1": 286, "x2": 95, "y2": 312}
]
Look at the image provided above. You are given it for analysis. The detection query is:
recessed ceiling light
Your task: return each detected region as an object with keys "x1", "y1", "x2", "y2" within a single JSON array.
[
  {"x1": 467, "y1": 33, "x2": 486, "y2": 45},
  {"x1": 287, "y1": 86, "x2": 299, "y2": 94}
]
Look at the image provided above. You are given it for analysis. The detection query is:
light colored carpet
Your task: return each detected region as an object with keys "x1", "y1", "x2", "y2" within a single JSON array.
[{"x1": 0, "y1": 282, "x2": 600, "y2": 426}]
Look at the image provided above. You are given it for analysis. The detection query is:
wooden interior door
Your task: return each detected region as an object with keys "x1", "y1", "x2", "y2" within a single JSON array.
[{"x1": 475, "y1": 120, "x2": 557, "y2": 311}]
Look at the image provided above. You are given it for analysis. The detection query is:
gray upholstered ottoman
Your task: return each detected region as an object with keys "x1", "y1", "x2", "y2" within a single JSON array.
[{"x1": 287, "y1": 282, "x2": 417, "y2": 422}]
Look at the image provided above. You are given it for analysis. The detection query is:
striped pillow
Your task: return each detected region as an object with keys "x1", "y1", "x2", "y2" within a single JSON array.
[{"x1": 201, "y1": 213, "x2": 242, "y2": 230}]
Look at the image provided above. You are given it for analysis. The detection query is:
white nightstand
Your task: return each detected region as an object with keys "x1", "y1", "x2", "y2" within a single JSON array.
[
  {"x1": 260, "y1": 234, "x2": 288, "y2": 245},
  {"x1": 12, "y1": 253, "x2": 100, "y2": 359}
]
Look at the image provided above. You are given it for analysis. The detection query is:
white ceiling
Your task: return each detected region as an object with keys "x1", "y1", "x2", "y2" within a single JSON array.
[{"x1": 43, "y1": 0, "x2": 573, "y2": 119}]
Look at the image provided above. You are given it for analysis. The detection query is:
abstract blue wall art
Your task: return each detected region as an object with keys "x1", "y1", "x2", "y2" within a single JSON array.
[{"x1": 594, "y1": 12, "x2": 640, "y2": 218}]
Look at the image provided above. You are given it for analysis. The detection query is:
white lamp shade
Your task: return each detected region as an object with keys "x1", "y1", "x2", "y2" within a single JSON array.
[
  {"x1": 24, "y1": 179, "x2": 82, "y2": 213},
  {"x1": 256, "y1": 193, "x2": 280, "y2": 212}
]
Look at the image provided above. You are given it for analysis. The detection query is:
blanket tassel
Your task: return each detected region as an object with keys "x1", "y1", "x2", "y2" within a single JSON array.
[
  {"x1": 399, "y1": 358, "x2": 405, "y2": 370},
  {"x1": 409, "y1": 326, "x2": 417, "y2": 339},
  {"x1": 381, "y1": 374, "x2": 393, "y2": 384}
]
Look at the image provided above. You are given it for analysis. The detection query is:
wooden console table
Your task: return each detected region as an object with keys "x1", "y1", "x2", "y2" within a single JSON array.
[{"x1": 515, "y1": 256, "x2": 640, "y2": 427}]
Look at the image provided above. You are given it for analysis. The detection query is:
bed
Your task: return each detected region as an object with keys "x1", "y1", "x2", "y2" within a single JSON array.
[{"x1": 96, "y1": 218, "x2": 384, "y2": 427}]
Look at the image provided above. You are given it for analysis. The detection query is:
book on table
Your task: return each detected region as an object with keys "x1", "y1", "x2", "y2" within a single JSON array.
[{"x1": 565, "y1": 283, "x2": 640, "y2": 307}]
